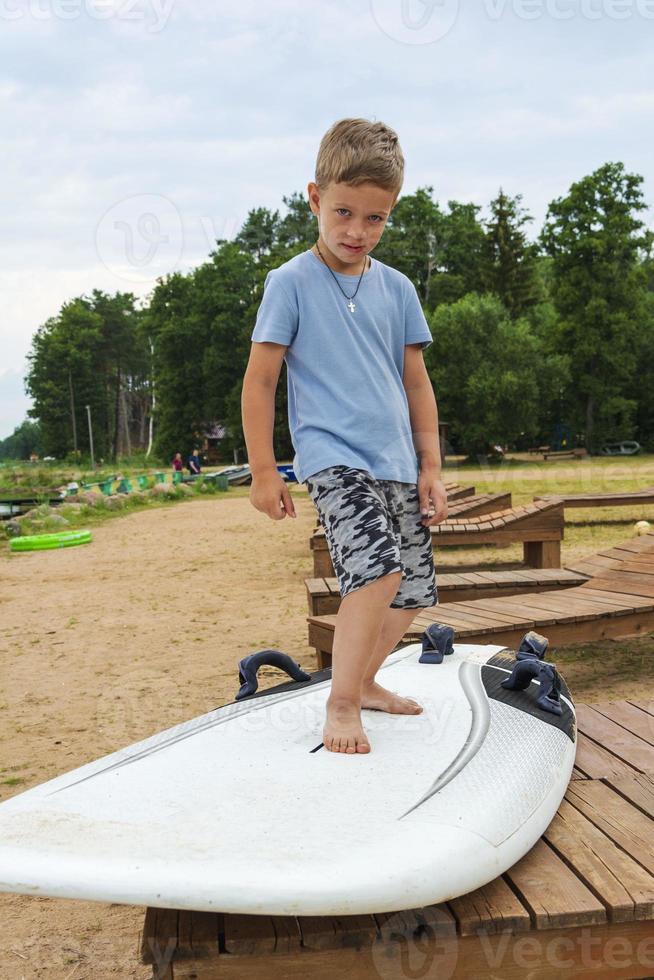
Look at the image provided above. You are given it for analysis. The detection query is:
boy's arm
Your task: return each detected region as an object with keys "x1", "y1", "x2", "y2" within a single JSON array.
[
  {"x1": 403, "y1": 343, "x2": 448, "y2": 526},
  {"x1": 242, "y1": 341, "x2": 296, "y2": 520}
]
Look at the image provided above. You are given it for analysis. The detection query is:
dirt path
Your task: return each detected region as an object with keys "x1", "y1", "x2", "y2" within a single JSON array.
[{"x1": 1, "y1": 486, "x2": 653, "y2": 978}]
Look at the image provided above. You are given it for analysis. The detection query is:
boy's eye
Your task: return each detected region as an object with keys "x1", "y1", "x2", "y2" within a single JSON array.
[{"x1": 336, "y1": 208, "x2": 384, "y2": 222}]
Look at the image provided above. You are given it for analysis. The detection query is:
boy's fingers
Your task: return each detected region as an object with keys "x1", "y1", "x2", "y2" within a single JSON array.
[{"x1": 281, "y1": 486, "x2": 296, "y2": 518}]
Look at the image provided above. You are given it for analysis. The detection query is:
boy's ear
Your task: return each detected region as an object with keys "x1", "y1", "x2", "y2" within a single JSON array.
[{"x1": 307, "y1": 181, "x2": 320, "y2": 214}]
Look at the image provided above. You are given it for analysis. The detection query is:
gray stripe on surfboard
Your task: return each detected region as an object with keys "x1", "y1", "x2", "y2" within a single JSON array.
[{"x1": 398, "y1": 660, "x2": 490, "y2": 819}]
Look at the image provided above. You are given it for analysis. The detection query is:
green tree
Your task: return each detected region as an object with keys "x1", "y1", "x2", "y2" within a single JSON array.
[
  {"x1": 376, "y1": 188, "x2": 486, "y2": 308},
  {"x1": 425, "y1": 293, "x2": 570, "y2": 457},
  {"x1": 540, "y1": 162, "x2": 652, "y2": 451},
  {"x1": 0, "y1": 420, "x2": 43, "y2": 460},
  {"x1": 482, "y1": 189, "x2": 542, "y2": 318},
  {"x1": 150, "y1": 243, "x2": 261, "y2": 461},
  {"x1": 26, "y1": 301, "x2": 104, "y2": 458}
]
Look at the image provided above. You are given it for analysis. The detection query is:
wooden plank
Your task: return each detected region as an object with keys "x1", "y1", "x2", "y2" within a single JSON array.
[
  {"x1": 415, "y1": 608, "x2": 501, "y2": 633},
  {"x1": 162, "y1": 919, "x2": 654, "y2": 979},
  {"x1": 504, "y1": 592, "x2": 601, "y2": 623},
  {"x1": 575, "y1": 704, "x2": 654, "y2": 773},
  {"x1": 566, "y1": 780, "x2": 654, "y2": 877},
  {"x1": 630, "y1": 699, "x2": 654, "y2": 716},
  {"x1": 589, "y1": 701, "x2": 654, "y2": 746},
  {"x1": 223, "y1": 913, "x2": 276, "y2": 955},
  {"x1": 374, "y1": 904, "x2": 456, "y2": 941},
  {"x1": 452, "y1": 594, "x2": 556, "y2": 626},
  {"x1": 573, "y1": 733, "x2": 644, "y2": 780},
  {"x1": 503, "y1": 838, "x2": 606, "y2": 929},
  {"x1": 606, "y1": 773, "x2": 654, "y2": 820},
  {"x1": 533, "y1": 588, "x2": 647, "y2": 618},
  {"x1": 439, "y1": 595, "x2": 537, "y2": 627},
  {"x1": 577, "y1": 587, "x2": 654, "y2": 612},
  {"x1": 457, "y1": 571, "x2": 501, "y2": 586},
  {"x1": 561, "y1": 588, "x2": 650, "y2": 615},
  {"x1": 297, "y1": 914, "x2": 378, "y2": 950},
  {"x1": 140, "y1": 907, "x2": 178, "y2": 969},
  {"x1": 270, "y1": 916, "x2": 302, "y2": 953},
  {"x1": 544, "y1": 798, "x2": 654, "y2": 922},
  {"x1": 447, "y1": 876, "x2": 531, "y2": 936},
  {"x1": 586, "y1": 576, "x2": 654, "y2": 600},
  {"x1": 428, "y1": 600, "x2": 531, "y2": 628}
]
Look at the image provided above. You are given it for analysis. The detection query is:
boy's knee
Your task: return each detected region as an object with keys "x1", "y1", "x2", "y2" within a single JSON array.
[{"x1": 370, "y1": 569, "x2": 403, "y2": 596}]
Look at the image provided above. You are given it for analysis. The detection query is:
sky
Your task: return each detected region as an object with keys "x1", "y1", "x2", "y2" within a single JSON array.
[{"x1": 1, "y1": 0, "x2": 652, "y2": 438}]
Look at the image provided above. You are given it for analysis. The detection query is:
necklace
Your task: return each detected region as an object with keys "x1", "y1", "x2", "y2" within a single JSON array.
[{"x1": 314, "y1": 242, "x2": 368, "y2": 313}]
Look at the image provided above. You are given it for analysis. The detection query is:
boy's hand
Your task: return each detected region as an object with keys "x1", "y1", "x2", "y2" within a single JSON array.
[
  {"x1": 418, "y1": 471, "x2": 448, "y2": 527},
  {"x1": 249, "y1": 469, "x2": 297, "y2": 521}
]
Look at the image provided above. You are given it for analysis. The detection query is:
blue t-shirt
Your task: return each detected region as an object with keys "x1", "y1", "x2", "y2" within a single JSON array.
[{"x1": 250, "y1": 249, "x2": 433, "y2": 484}]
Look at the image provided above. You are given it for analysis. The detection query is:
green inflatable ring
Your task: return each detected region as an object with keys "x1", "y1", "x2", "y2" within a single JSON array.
[{"x1": 10, "y1": 529, "x2": 92, "y2": 552}]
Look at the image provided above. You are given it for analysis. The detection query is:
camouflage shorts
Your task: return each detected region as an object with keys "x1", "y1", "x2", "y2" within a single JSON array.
[{"x1": 306, "y1": 465, "x2": 438, "y2": 609}]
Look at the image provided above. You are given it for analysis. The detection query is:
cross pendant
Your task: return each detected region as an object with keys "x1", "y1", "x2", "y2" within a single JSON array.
[{"x1": 347, "y1": 300, "x2": 356, "y2": 313}]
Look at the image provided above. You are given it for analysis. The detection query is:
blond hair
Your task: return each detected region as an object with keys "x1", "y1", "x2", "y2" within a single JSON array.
[{"x1": 314, "y1": 118, "x2": 404, "y2": 201}]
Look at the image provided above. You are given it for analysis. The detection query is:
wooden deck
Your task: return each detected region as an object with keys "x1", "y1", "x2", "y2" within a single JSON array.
[
  {"x1": 308, "y1": 533, "x2": 654, "y2": 669},
  {"x1": 535, "y1": 488, "x2": 654, "y2": 509},
  {"x1": 140, "y1": 699, "x2": 654, "y2": 979},
  {"x1": 305, "y1": 568, "x2": 589, "y2": 616},
  {"x1": 310, "y1": 499, "x2": 565, "y2": 578}
]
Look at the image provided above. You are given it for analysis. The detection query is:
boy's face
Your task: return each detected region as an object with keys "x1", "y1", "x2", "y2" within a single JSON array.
[{"x1": 307, "y1": 180, "x2": 396, "y2": 270}]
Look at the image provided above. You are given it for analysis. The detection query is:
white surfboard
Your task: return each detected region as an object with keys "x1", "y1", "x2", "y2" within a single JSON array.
[{"x1": 0, "y1": 633, "x2": 576, "y2": 915}]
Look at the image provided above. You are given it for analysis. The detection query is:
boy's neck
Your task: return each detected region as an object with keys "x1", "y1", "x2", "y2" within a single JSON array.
[{"x1": 311, "y1": 241, "x2": 370, "y2": 276}]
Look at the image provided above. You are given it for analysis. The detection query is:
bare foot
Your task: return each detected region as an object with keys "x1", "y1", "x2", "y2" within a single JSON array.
[
  {"x1": 360, "y1": 681, "x2": 423, "y2": 715},
  {"x1": 323, "y1": 697, "x2": 371, "y2": 754}
]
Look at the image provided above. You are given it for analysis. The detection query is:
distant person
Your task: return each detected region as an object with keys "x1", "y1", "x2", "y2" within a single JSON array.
[
  {"x1": 187, "y1": 449, "x2": 202, "y2": 475},
  {"x1": 172, "y1": 452, "x2": 183, "y2": 473}
]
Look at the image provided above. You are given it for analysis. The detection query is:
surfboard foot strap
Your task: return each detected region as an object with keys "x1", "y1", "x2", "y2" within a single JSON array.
[
  {"x1": 236, "y1": 650, "x2": 312, "y2": 700},
  {"x1": 500, "y1": 659, "x2": 563, "y2": 715},
  {"x1": 419, "y1": 623, "x2": 456, "y2": 664},
  {"x1": 516, "y1": 630, "x2": 549, "y2": 661}
]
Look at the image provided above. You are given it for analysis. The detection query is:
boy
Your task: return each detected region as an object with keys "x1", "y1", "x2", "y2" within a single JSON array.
[{"x1": 241, "y1": 118, "x2": 448, "y2": 755}]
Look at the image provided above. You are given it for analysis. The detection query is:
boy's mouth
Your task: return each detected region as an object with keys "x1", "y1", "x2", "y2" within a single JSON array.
[{"x1": 342, "y1": 243, "x2": 364, "y2": 253}]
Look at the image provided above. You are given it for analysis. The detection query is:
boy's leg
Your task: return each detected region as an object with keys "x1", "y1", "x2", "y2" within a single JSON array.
[
  {"x1": 325, "y1": 570, "x2": 402, "y2": 754},
  {"x1": 360, "y1": 605, "x2": 423, "y2": 705},
  {"x1": 305, "y1": 465, "x2": 423, "y2": 753},
  {"x1": 359, "y1": 479, "x2": 439, "y2": 706}
]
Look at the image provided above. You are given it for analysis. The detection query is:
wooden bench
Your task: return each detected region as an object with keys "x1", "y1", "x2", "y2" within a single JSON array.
[
  {"x1": 140, "y1": 699, "x2": 654, "y2": 979},
  {"x1": 535, "y1": 488, "x2": 654, "y2": 509},
  {"x1": 446, "y1": 491, "x2": 512, "y2": 516},
  {"x1": 305, "y1": 568, "x2": 589, "y2": 616},
  {"x1": 442, "y1": 482, "x2": 476, "y2": 501},
  {"x1": 308, "y1": 532, "x2": 654, "y2": 669},
  {"x1": 310, "y1": 499, "x2": 565, "y2": 578}
]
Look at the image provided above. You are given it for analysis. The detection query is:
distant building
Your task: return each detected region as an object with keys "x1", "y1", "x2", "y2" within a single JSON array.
[{"x1": 200, "y1": 421, "x2": 229, "y2": 464}]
